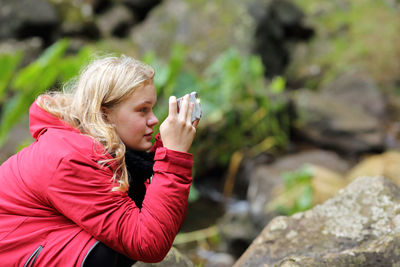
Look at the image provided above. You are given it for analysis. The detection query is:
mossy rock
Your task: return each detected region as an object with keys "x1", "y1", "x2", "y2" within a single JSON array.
[{"x1": 286, "y1": 0, "x2": 400, "y2": 89}]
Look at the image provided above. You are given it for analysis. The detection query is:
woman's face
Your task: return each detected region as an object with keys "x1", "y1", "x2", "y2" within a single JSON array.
[{"x1": 107, "y1": 81, "x2": 159, "y2": 151}]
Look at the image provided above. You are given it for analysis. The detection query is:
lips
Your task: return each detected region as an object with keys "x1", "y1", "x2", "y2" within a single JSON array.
[{"x1": 144, "y1": 132, "x2": 153, "y2": 140}]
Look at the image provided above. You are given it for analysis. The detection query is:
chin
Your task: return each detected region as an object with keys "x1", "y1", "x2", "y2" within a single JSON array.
[
  {"x1": 136, "y1": 143, "x2": 153, "y2": 152},
  {"x1": 124, "y1": 137, "x2": 152, "y2": 151}
]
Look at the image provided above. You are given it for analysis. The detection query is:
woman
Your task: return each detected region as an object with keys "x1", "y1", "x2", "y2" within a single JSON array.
[{"x1": 0, "y1": 55, "x2": 198, "y2": 266}]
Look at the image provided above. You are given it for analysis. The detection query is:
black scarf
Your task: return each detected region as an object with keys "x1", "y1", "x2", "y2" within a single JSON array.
[{"x1": 124, "y1": 148, "x2": 154, "y2": 209}]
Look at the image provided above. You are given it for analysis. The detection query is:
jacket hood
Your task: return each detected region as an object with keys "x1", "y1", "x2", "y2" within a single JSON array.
[{"x1": 29, "y1": 101, "x2": 79, "y2": 140}]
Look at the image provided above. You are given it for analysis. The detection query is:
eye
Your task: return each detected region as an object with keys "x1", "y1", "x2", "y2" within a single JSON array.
[{"x1": 139, "y1": 107, "x2": 149, "y2": 113}]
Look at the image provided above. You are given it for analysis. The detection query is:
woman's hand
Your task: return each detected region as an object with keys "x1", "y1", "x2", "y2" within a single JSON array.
[{"x1": 160, "y1": 94, "x2": 198, "y2": 153}]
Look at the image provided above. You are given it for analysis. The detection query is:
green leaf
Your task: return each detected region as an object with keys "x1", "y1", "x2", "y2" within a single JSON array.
[
  {"x1": 154, "y1": 66, "x2": 170, "y2": 91},
  {"x1": 36, "y1": 39, "x2": 70, "y2": 67},
  {"x1": 0, "y1": 92, "x2": 32, "y2": 146},
  {"x1": 12, "y1": 64, "x2": 42, "y2": 92},
  {"x1": 0, "y1": 39, "x2": 94, "y2": 149},
  {"x1": 270, "y1": 76, "x2": 286, "y2": 94},
  {"x1": 34, "y1": 66, "x2": 59, "y2": 95},
  {"x1": 173, "y1": 71, "x2": 200, "y2": 97},
  {"x1": 282, "y1": 166, "x2": 313, "y2": 189},
  {"x1": 12, "y1": 39, "x2": 70, "y2": 93},
  {"x1": 296, "y1": 185, "x2": 313, "y2": 211},
  {"x1": 249, "y1": 55, "x2": 264, "y2": 78},
  {"x1": 0, "y1": 52, "x2": 23, "y2": 101},
  {"x1": 59, "y1": 46, "x2": 92, "y2": 82}
]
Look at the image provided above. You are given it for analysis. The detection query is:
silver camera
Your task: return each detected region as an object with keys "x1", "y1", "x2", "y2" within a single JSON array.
[{"x1": 177, "y1": 92, "x2": 202, "y2": 123}]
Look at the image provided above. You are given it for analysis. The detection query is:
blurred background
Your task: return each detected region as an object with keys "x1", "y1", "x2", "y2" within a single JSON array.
[{"x1": 1, "y1": 0, "x2": 400, "y2": 266}]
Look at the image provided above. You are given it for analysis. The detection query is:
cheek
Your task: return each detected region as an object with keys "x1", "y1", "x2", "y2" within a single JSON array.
[
  {"x1": 126, "y1": 116, "x2": 147, "y2": 135},
  {"x1": 113, "y1": 113, "x2": 134, "y2": 134}
]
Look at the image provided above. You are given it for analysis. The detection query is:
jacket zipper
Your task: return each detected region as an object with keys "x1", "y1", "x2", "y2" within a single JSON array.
[{"x1": 24, "y1": 245, "x2": 43, "y2": 267}]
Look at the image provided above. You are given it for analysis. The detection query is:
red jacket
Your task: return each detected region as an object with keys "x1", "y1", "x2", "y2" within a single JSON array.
[{"x1": 0, "y1": 102, "x2": 193, "y2": 266}]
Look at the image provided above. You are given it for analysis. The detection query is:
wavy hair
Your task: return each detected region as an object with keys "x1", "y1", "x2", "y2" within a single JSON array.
[{"x1": 37, "y1": 55, "x2": 155, "y2": 192}]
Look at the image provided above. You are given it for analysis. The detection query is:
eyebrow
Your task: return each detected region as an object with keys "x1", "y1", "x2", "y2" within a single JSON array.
[{"x1": 137, "y1": 100, "x2": 155, "y2": 105}]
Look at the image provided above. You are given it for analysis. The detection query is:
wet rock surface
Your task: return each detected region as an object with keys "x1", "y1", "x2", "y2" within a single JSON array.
[{"x1": 235, "y1": 176, "x2": 400, "y2": 266}]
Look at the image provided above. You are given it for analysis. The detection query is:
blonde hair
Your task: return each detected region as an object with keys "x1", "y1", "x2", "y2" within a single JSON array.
[{"x1": 37, "y1": 55, "x2": 155, "y2": 192}]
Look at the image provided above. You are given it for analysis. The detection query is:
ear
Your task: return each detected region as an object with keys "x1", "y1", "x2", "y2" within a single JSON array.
[{"x1": 101, "y1": 107, "x2": 112, "y2": 123}]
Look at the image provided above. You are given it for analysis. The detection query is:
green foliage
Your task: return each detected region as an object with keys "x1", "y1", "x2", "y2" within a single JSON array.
[
  {"x1": 1, "y1": 41, "x2": 290, "y2": 179},
  {"x1": 276, "y1": 166, "x2": 313, "y2": 215},
  {"x1": 0, "y1": 53, "x2": 23, "y2": 101},
  {"x1": 144, "y1": 45, "x2": 290, "y2": 172},
  {"x1": 143, "y1": 44, "x2": 200, "y2": 124},
  {"x1": 0, "y1": 39, "x2": 93, "y2": 147}
]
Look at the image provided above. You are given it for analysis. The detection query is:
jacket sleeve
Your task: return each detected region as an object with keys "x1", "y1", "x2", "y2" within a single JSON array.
[
  {"x1": 149, "y1": 133, "x2": 163, "y2": 154},
  {"x1": 46, "y1": 147, "x2": 192, "y2": 263}
]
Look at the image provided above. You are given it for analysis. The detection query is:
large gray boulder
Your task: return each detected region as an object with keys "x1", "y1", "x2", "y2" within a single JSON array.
[{"x1": 235, "y1": 176, "x2": 400, "y2": 266}]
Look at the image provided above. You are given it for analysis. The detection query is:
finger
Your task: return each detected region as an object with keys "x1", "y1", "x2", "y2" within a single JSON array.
[
  {"x1": 186, "y1": 102, "x2": 194, "y2": 124},
  {"x1": 168, "y1": 96, "x2": 178, "y2": 117},
  {"x1": 178, "y1": 94, "x2": 190, "y2": 120},
  {"x1": 192, "y1": 119, "x2": 199, "y2": 128}
]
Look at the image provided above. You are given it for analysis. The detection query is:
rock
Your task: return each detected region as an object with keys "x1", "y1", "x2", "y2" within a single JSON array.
[
  {"x1": 133, "y1": 247, "x2": 193, "y2": 267},
  {"x1": 121, "y1": 0, "x2": 161, "y2": 21},
  {"x1": 122, "y1": 0, "x2": 160, "y2": 8},
  {"x1": 346, "y1": 151, "x2": 400, "y2": 186},
  {"x1": 197, "y1": 249, "x2": 236, "y2": 267},
  {"x1": 235, "y1": 176, "x2": 400, "y2": 266},
  {"x1": 321, "y1": 71, "x2": 386, "y2": 119},
  {"x1": 308, "y1": 164, "x2": 347, "y2": 205},
  {"x1": 0, "y1": 38, "x2": 43, "y2": 66},
  {"x1": 96, "y1": 4, "x2": 136, "y2": 37},
  {"x1": 287, "y1": 0, "x2": 400, "y2": 90},
  {"x1": 292, "y1": 71, "x2": 386, "y2": 153},
  {"x1": 129, "y1": 0, "x2": 312, "y2": 76},
  {"x1": 60, "y1": 21, "x2": 100, "y2": 40},
  {"x1": 130, "y1": 0, "x2": 260, "y2": 72},
  {"x1": 385, "y1": 119, "x2": 400, "y2": 150},
  {"x1": 49, "y1": 0, "x2": 100, "y2": 40},
  {"x1": 0, "y1": 0, "x2": 59, "y2": 43},
  {"x1": 252, "y1": 0, "x2": 314, "y2": 76},
  {"x1": 247, "y1": 149, "x2": 349, "y2": 228},
  {"x1": 217, "y1": 200, "x2": 259, "y2": 258}
]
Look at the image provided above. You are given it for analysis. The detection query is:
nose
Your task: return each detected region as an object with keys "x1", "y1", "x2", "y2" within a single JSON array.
[{"x1": 147, "y1": 112, "x2": 159, "y2": 127}]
